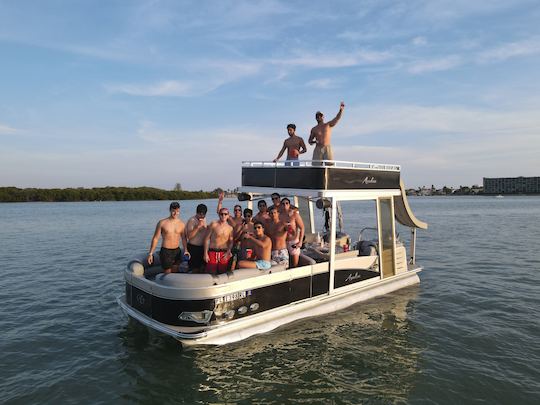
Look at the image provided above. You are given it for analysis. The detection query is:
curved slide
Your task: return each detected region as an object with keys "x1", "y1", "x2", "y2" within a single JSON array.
[{"x1": 394, "y1": 180, "x2": 428, "y2": 229}]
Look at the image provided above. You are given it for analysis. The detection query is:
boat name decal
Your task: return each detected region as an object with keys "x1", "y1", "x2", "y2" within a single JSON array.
[
  {"x1": 345, "y1": 272, "x2": 362, "y2": 282},
  {"x1": 215, "y1": 290, "x2": 252, "y2": 305},
  {"x1": 361, "y1": 176, "x2": 377, "y2": 185}
]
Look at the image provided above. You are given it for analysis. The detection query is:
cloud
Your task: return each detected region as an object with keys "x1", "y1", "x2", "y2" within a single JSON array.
[
  {"x1": 105, "y1": 80, "x2": 194, "y2": 97},
  {"x1": 305, "y1": 78, "x2": 343, "y2": 89},
  {"x1": 0, "y1": 124, "x2": 21, "y2": 135},
  {"x1": 478, "y1": 37, "x2": 540, "y2": 63},
  {"x1": 340, "y1": 104, "x2": 540, "y2": 138},
  {"x1": 412, "y1": 36, "x2": 427, "y2": 46},
  {"x1": 407, "y1": 55, "x2": 463, "y2": 74},
  {"x1": 274, "y1": 49, "x2": 392, "y2": 69}
]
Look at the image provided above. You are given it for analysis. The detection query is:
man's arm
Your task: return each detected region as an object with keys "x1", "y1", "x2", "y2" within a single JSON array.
[
  {"x1": 147, "y1": 221, "x2": 162, "y2": 264},
  {"x1": 186, "y1": 218, "x2": 203, "y2": 240},
  {"x1": 273, "y1": 141, "x2": 287, "y2": 162},
  {"x1": 308, "y1": 128, "x2": 317, "y2": 145},
  {"x1": 328, "y1": 101, "x2": 345, "y2": 127},
  {"x1": 225, "y1": 226, "x2": 234, "y2": 259},
  {"x1": 299, "y1": 137, "x2": 307, "y2": 154},
  {"x1": 216, "y1": 191, "x2": 224, "y2": 214},
  {"x1": 294, "y1": 212, "x2": 305, "y2": 248},
  {"x1": 203, "y1": 223, "x2": 214, "y2": 262},
  {"x1": 180, "y1": 223, "x2": 189, "y2": 257}
]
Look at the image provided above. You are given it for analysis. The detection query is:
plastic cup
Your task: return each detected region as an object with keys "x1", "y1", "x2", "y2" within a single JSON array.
[{"x1": 246, "y1": 249, "x2": 253, "y2": 259}]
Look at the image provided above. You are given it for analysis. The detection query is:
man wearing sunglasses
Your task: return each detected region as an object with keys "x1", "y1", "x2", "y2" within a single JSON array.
[
  {"x1": 203, "y1": 208, "x2": 234, "y2": 274},
  {"x1": 237, "y1": 221, "x2": 272, "y2": 271},
  {"x1": 217, "y1": 190, "x2": 244, "y2": 228}
]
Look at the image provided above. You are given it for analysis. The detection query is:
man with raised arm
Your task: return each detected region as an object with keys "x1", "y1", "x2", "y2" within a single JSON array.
[
  {"x1": 203, "y1": 207, "x2": 234, "y2": 274},
  {"x1": 273, "y1": 124, "x2": 307, "y2": 166},
  {"x1": 265, "y1": 206, "x2": 289, "y2": 266},
  {"x1": 308, "y1": 101, "x2": 345, "y2": 163},
  {"x1": 237, "y1": 221, "x2": 273, "y2": 270},
  {"x1": 147, "y1": 201, "x2": 188, "y2": 274},
  {"x1": 185, "y1": 203, "x2": 208, "y2": 273}
]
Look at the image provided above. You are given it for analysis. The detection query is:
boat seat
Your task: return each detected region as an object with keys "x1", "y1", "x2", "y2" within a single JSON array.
[{"x1": 148, "y1": 263, "x2": 288, "y2": 288}]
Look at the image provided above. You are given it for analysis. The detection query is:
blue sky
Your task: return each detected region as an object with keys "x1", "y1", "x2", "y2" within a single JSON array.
[{"x1": 1, "y1": 0, "x2": 539, "y2": 190}]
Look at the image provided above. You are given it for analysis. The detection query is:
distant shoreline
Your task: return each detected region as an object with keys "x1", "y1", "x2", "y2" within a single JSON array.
[{"x1": 0, "y1": 186, "x2": 222, "y2": 203}]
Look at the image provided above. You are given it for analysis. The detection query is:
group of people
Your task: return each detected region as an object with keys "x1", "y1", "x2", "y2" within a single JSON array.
[
  {"x1": 147, "y1": 192, "x2": 305, "y2": 275},
  {"x1": 146, "y1": 102, "x2": 345, "y2": 275},
  {"x1": 273, "y1": 102, "x2": 345, "y2": 164}
]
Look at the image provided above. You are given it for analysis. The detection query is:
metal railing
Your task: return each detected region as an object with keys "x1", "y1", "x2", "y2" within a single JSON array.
[{"x1": 242, "y1": 160, "x2": 401, "y2": 172}]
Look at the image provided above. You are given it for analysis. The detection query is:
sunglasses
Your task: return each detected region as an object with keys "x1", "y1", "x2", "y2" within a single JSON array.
[
  {"x1": 234, "y1": 208, "x2": 242, "y2": 212},
  {"x1": 219, "y1": 212, "x2": 229, "y2": 216}
]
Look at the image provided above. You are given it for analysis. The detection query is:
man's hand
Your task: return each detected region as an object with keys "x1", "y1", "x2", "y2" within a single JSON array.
[
  {"x1": 203, "y1": 252, "x2": 209, "y2": 263},
  {"x1": 273, "y1": 158, "x2": 277, "y2": 163},
  {"x1": 147, "y1": 253, "x2": 154, "y2": 265},
  {"x1": 340, "y1": 101, "x2": 345, "y2": 110},
  {"x1": 218, "y1": 191, "x2": 224, "y2": 201}
]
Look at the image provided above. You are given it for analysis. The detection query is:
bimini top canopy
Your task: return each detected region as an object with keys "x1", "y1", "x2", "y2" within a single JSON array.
[
  {"x1": 241, "y1": 160, "x2": 401, "y2": 191},
  {"x1": 241, "y1": 160, "x2": 427, "y2": 230}
]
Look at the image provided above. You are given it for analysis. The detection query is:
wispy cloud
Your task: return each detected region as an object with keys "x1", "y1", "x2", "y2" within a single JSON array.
[
  {"x1": 478, "y1": 37, "x2": 540, "y2": 62},
  {"x1": 305, "y1": 78, "x2": 343, "y2": 89},
  {"x1": 105, "y1": 80, "x2": 195, "y2": 97},
  {"x1": 0, "y1": 124, "x2": 21, "y2": 135},
  {"x1": 408, "y1": 55, "x2": 463, "y2": 74}
]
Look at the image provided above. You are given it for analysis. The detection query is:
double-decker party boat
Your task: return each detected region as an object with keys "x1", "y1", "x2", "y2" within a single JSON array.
[{"x1": 117, "y1": 160, "x2": 428, "y2": 346}]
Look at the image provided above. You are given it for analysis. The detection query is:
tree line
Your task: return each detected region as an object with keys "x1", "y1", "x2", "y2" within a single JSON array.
[{"x1": 0, "y1": 187, "x2": 219, "y2": 203}]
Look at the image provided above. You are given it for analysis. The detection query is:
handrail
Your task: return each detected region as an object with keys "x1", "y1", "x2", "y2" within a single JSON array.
[{"x1": 241, "y1": 160, "x2": 401, "y2": 172}]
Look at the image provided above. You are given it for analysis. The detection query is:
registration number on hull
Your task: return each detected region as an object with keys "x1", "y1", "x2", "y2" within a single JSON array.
[{"x1": 215, "y1": 291, "x2": 251, "y2": 305}]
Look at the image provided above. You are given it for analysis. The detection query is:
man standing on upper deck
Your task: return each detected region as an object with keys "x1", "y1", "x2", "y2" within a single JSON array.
[
  {"x1": 308, "y1": 101, "x2": 345, "y2": 163},
  {"x1": 273, "y1": 124, "x2": 307, "y2": 166},
  {"x1": 147, "y1": 202, "x2": 189, "y2": 274}
]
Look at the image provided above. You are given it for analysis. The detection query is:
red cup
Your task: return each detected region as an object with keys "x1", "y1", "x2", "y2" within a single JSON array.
[{"x1": 246, "y1": 248, "x2": 253, "y2": 259}]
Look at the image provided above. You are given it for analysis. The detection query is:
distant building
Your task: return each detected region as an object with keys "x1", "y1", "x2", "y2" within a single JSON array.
[{"x1": 483, "y1": 176, "x2": 540, "y2": 194}]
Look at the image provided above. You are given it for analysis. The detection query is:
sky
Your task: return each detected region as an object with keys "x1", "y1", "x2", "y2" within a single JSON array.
[{"x1": 1, "y1": 0, "x2": 540, "y2": 190}]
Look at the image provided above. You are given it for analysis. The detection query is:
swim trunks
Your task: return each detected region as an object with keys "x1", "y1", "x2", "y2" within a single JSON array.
[
  {"x1": 206, "y1": 249, "x2": 230, "y2": 274},
  {"x1": 255, "y1": 260, "x2": 272, "y2": 270},
  {"x1": 287, "y1": 240, "x2": 301, "y2": 256},
  {"x1": 187, "y1": 243, "x2": 204, "y2": 271},
  {"x1": 285, "y1": 157, "x2": 299, "y2": 167},
  {"x1": 159, "y1": 247, "x2": 182, "y2": 270},
  {"x1": 271, "y1": 248, "x2": 289, "y2": 265},
  {"x1": 312, "y1": 145, "x2": 334, "y2": 165}
]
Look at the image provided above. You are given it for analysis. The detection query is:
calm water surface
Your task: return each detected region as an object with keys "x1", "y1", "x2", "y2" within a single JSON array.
[{"x1": 1, "y1": 197, "x2": 539, "y2": 404}]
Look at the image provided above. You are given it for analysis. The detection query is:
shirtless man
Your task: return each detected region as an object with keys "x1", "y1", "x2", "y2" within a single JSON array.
[
  {"x1": 308, "y1": 101, "x2": 345, "y2": 163},
  {"x1": 280, "y1": 197, "x2": 305, "y2": 268},
  {"x1": 273, "y1": 124, "x2": 307, "y2": 166},
  {"x1": 147, "y1": 202, "x2": 188, "y2": 274},
  {"x1": 217, "y1": 191, "x2": 243, "y2": 228},
  {"x1": 253, "y1": 199, "x2": 270, "y2": 224},
  {"x1": 233, "y1": 208, "x2": 255, "y2": 254},
  {"x1": 265, "y1": 207, "x2": 289, "y2": 266},
  {"x1": 203, "y1": 208, "x2": 234, "y2": 274},
  {"x1": 185, "y1": 203, "x2": 208, "y2": 272},
  {"x1": 237, "y1": 221, "x2": 273, "y2": 270}
]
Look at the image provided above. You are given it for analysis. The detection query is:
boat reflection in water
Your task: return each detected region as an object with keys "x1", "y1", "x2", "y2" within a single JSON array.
[{"x1": 118, "y1": 285, "x2": 420, "y2": 403}]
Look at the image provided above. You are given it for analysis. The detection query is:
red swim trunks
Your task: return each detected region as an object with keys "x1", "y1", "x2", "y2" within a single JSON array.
[{"x1": 206, "y1": 249, "x2": 230, "y2": 274}]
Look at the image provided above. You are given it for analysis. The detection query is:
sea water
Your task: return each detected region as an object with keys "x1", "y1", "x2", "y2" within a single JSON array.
[{"x1": 0, "y1": 196, "x2": 539, "y2": 404}]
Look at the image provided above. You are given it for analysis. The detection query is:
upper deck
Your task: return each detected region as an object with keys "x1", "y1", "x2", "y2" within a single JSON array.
[{"x1": 241, "y1": 160, "x2": 401, "y2": 191}]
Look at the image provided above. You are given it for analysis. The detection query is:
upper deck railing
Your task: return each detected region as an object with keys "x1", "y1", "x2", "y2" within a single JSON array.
[{"x1": 242, "y1": 160, "x2": 401, "y2": 172}]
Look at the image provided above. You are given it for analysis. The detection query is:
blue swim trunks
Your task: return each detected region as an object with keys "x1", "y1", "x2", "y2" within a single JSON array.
[{"x1": 255, "y1": 260, "x2": 272, "y2": 270}]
